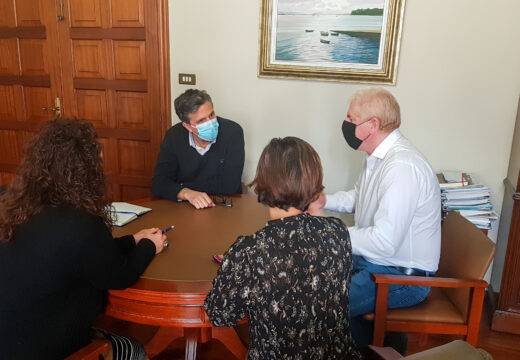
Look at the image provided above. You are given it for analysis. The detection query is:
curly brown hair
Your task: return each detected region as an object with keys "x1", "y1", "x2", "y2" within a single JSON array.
[{"x1": 0, "y1": 117, "x2": 112, "y2": 241}]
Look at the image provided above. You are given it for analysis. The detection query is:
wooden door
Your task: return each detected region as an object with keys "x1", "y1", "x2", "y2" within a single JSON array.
[
  {"x1": 0, "y1": 0, "x2": 63, "y2": 184},
  {"x1": 0, "y1": 0, "x2": 170, "y2": 201}
]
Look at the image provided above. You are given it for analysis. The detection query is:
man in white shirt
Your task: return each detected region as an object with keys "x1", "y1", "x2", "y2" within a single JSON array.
[{"x1": 310, "y1": 87, "x2": 441, "y2": 348}]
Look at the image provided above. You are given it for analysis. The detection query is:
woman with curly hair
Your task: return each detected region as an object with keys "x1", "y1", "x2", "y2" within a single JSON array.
[
  {"x1": 0, "y1": 118, "x2": 166, "y2": 359},
  {"x1": 204, "y1": 137, "x2": 362, "y2": 359}
]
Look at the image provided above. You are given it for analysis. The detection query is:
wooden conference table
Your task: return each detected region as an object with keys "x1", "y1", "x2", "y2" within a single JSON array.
[{"x1": 107, "y1": 194, "x2": 353, "y2": 359}]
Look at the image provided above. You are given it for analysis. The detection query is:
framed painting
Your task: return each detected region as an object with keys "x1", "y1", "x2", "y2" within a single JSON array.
[{"x1": 258, "y1": 0, "x2": 406, "y2": 84}]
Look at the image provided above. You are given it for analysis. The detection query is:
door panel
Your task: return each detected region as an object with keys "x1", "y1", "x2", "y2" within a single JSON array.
[
  {"x1": 16, "y1": 0, "x2": 44, "y2": 27},
  {"x1": 0, "y1": 0, "x2": 169, "y2": 199},
  {"x1": 76, "y1": 89, "x2": 109, "y2": 127},
  {"x1": 0, "y1": 39, "x2": 19, "y2": 74},
  {"x1": 58, "y1": 0, "x2": 167, "y2": 201},
  {"x1": 69, "y1": 0, "x2": 102, "y2": 27},
  {"x1": 0, "y1": 0, "x2": 61, "y2": 182},
  {"x1": 113, "y1": 41, "x2": 147, "y2": 80},
  {"x1": 111, "y1": 0, "x2": 144, "y2": 28}
]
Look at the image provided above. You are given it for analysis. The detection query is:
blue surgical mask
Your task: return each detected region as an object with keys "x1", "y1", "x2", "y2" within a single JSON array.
[{"x1": 195, "y1": 118, "x2": 219, "y2": 141}]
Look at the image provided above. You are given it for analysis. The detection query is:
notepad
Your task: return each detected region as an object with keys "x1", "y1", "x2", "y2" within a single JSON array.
[{"x1": 109, "y1": 202, "x2": 152, "y2": 226}]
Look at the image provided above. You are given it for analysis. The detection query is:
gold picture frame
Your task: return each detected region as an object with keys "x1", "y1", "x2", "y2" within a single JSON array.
[{"x1": 258, "y1": 0, "x2": 406, "y2": 84}]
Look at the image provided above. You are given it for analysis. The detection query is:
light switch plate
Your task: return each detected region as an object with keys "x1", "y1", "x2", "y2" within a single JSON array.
[{"x1": 178, "y1": 73, "x2": 196, "y2": 85}]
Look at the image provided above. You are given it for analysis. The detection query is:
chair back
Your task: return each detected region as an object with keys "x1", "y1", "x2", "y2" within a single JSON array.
[{"x1": 436, "y1": 212, "x2": 496, "y2": 319}]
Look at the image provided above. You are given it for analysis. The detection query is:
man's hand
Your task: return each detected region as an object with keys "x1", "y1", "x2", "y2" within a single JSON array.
[
  {"x1": 178, "y1": 188, "x2": 215, "y2": 209},
  {"x1": 307, "y1": 192, "x2": 326, "y2": 216}
]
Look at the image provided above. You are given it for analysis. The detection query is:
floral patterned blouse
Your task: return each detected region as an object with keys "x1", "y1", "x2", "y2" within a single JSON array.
[{"x1": 204, "y1": 213, "x2": 362, "y2": 359}]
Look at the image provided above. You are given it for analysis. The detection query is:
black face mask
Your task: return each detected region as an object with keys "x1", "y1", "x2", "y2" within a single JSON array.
[{"x1": 342, "y1": 120, "x2": 366, "y2": 150}]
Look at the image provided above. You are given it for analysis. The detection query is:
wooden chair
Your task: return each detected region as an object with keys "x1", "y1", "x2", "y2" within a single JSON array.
[
  {"x1": 367, "y1": 212, "x2": 496, "y2": 347},
  {"x1": 64, "y1": 340, "x2": 110, "y2": 360}
]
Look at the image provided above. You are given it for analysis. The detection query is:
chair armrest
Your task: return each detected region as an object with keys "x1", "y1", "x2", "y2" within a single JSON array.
[
  {"x1": 372, "y1": 274, "x2": 488, "y2": 288},
  {"x1": 65, "y1": 340, "x2": 110, "y2": 360}
]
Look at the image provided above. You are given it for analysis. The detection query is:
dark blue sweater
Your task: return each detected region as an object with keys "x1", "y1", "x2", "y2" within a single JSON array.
[{"x1": 151, "y1": 117, "x2": 245, "y2": 200}]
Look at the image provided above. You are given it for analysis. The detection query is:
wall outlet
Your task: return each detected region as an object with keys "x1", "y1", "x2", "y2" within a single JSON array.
[{"x1": 178, "y1": 73, "x2": 196, "y2": 85}]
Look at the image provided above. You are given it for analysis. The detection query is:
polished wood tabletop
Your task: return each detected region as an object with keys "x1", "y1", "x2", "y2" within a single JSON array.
[
  {"x1": 112, "y1": 194, "x2": 270, "y2": 283},
  {"x1": 107, "y1": 194, "x2": 353, "y2": 359}
]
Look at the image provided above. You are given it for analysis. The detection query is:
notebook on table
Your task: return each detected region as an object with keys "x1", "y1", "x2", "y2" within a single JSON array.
[{"x1": 109, "y1": 202, "x2": 152, "y2": 226}]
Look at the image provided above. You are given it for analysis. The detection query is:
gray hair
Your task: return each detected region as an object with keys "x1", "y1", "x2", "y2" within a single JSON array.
[
  {"x1": 174, "y1": 89, "x2": 213, "y2": 123},
  {"x1": 350, "y1": 87, "x2": 401, "y2": 131}
]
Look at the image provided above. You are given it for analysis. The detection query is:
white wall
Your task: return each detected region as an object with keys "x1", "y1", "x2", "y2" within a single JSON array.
[{"x1": 169, "y1": 0, "x2": 520, "y2": 286}]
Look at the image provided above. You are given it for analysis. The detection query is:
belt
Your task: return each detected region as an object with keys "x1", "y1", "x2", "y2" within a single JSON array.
[{"x1": 393, "y1": 266, "x2": 433, "y2": 277}]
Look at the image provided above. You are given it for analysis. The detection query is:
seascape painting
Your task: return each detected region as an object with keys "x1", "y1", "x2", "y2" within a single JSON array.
[{"x1": 258, "y1": 0, "x2": 405, "y2": 84}]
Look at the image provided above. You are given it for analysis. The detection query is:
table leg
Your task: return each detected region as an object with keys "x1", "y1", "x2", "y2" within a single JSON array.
[
  {"x1": 144, "y1": 326, "x2": 184, "y2": 358},
  {"x1": 184, "y1": 328, "x2": 199, "y2": 360},
  {"x1": 212, "y1": 327, "x2": 247, "y2": 359}
]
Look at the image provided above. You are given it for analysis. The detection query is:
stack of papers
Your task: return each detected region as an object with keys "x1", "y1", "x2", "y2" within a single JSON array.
[
  {"x1": 440, "y1": 182, "x2": 496, "y2": 230},
  {"x1": 439, "y1": 171, "x2": 470, "y2": 189},
  {"x1": 109, "y1": 202, "x2": 152, "y2": 226}
]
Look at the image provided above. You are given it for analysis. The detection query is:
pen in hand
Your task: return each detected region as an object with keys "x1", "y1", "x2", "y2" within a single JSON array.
[
  {"x1": 161, "y1": 225, "x2": 174, "y2": 248},
  {"x1": 162, "y1": 225, "x2": 174, "y2": 234}
]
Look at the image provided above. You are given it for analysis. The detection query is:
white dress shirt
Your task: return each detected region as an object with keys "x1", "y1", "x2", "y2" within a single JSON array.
[
  {"x1": 189, "y1": 132, "x2": 216, "y2": 155},
  {"x1": 325, "y1": 130, "x2": 441, "y2": 272}
]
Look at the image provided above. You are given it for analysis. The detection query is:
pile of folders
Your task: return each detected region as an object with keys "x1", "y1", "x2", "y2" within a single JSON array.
[{"x1": 439, "y1": 172, "x2": 497, "y2": 230}]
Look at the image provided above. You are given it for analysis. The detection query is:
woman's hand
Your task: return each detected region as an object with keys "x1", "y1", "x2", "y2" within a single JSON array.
[
  {"x1": 133, "y1": 228, "x2": 160, "y2": 243},
  {"x1": 147, "y1": 231, "x2": 167, "y2": 254}
]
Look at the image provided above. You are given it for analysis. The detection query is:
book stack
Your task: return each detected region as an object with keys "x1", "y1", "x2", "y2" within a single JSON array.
[{"x1": 439, "y1": 172, "x2": 497, "y2": 230}]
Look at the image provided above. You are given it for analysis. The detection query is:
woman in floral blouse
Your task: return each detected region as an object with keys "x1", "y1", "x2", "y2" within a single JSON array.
[{"x1": 204, "y1": 137, "x2": 362, "y2": 359}]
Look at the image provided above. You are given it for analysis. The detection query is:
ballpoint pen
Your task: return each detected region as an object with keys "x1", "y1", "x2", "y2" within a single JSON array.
[
  {"x1": 162, "y1": 225, "x2": 174, "y2": 248},
  {"x1": 162, "y1": 225, "x2": 175, "y2": 234}
]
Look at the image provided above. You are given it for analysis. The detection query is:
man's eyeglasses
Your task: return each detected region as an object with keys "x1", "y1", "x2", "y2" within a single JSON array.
[{"x1": 212, "y1": 195, "x2": 233, "y2": 207}]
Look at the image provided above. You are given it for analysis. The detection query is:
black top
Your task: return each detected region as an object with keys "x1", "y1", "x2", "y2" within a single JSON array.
[
  {"x1": 151, "y1": 117, "x2": 245, "y2": 200},
  {"x1": 204, "y1": 213, "x2": 362, "y2": 360},
  {"x1": 0, "y1": 206, "x2": 156, "y2": 359}
]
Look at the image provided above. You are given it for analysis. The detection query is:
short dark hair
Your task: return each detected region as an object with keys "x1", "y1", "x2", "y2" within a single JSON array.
[
  {"x1": 250, "y1": 137, "x2": 324, "y2": 211},
  {"x1": 174, "y1": 89, "x2": 213, "y2": 123}
]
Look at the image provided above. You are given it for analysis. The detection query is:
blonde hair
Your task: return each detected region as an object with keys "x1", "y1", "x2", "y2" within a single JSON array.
[{"x1": 350, "y1": 87, "x2": 401, "y2": 131}]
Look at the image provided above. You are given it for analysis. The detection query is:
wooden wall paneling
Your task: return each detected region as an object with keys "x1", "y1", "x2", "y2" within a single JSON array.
[
  {"x1": 0, "y1": 39, "x2": 20, "y2": 75},
  {"x1": 120, "y1": 185, "x2": 149, "y2": 201},
  {"x1": 143, "y1": 0, "x2": 164, "y2": 181},
  {"x1": 72, "y1": 40, "x2": 107, "y2": 79},
  {"x1": 0, "y1": 1, "x2": 16, "y2": 26},
  {"x1": 113, "y1": 40, "x2": 146, "y2": 80},
  {"x1": 0, "y1": 85, "x2": 21, "y2": 121},
  {"x1": 498, "y1": 179, "x2": 520, "y2": 312},
  {"x1": 55, "y1": 0, "x2": 170, "y2": 201},
  {"x1": 492, "y1": 175, "x2": 520, "y2": 334},
  {"x1": 0, "y1": 130, "x2": 33, "y2": 167},
  {"x1": 115, "y1": 91, "x2": 148, "y2": 130},
  {"x1": 15, "y1": 0, "x2": 43, "y2": 27},
  {"x1": 157, "y1": 0, "x2": 171, "y2": 153},
  {"x1": 118, "y1": 139, "x2": 151, "y2": 177},
  {"x1": 23, "y1": 86, "x2": 54, "y2": 122},
  {"x1": 69, "y1": 0, "x2": 103, "y2": 28},
  {"x1": 76, "y1": 89, "x2": 109, "y2": 127},
  {"x1": 0, "y1": 0, "x2": 62, "y2": 183},
  {"x1": 0, "y1": 130, "x2": 22, "y2": 165},
  {"x1": 111, "y1": 0, "x2": 145, "y2": 28},
  {"x1": 19, "y1": 39, "x2": 47, "y2": 76}
]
